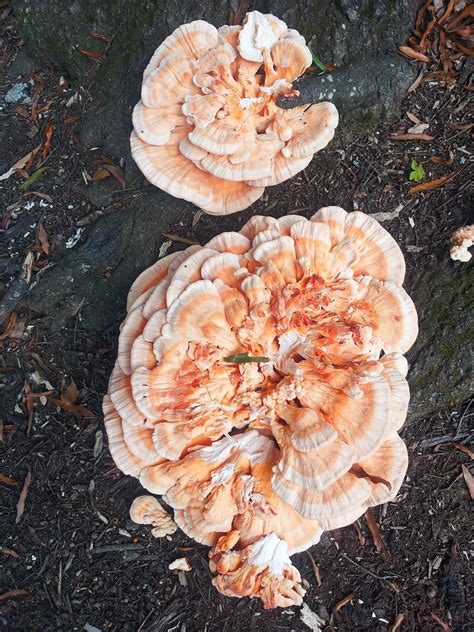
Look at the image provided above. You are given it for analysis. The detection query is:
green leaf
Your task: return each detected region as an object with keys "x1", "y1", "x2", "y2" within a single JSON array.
[
  {"x1": 223, "y1": 353, "x2": 270, "y2": 364},
  {"x1": 19, "y1": 167, "x2": 48, "y2": 191},
  {"x1": 307, "y1": 36, "x2": 327, "y2": 72},
  {"x1": 409, "y1": 160, "x2": 425, "y2": 183}
]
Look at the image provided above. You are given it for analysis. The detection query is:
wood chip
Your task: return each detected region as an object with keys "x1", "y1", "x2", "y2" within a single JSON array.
[
  {"x1": 15, "y1": 471, "x2": 32, "y2": 524},
  {"x1": 0, "y1": 548, "x2": 19, "y2": 558},
  {"x1": 300, "y1": 603, "x2": 326, "y2": 631}
]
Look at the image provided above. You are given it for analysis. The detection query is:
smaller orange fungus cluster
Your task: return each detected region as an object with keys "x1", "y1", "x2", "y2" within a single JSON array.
[
  {"x1": 104, "y1": 207, "x2": 418, "y2": 608},
  {"x1": 131, "y1": 11, "x2": 338, "y2": 215}
]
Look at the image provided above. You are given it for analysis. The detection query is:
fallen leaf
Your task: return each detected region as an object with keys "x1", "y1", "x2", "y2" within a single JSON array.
[
  {"x1": 408, "y1": 172, "x2": 457, "y2": 194},
  {"x1": 21, "y1": 252, "x2": 35, "y2": 284},
  {"x1": 162, "y1": 233, "x2": 199, "y2": 245},
  {"x1": 0, "y1": 589, "x2": 28, "y2": 601},
  {"x1": 0, "y1": 312, "x2": 17, "y2": 342},
  {"x1": 89, "y1": 167, "x2": 111, "y2": 181},
  {"x1": 24, "y1": 191, "x2": 54, "y2": 203},
  {"x1": 49, "y1": 381, "x2": 96, "y2": 423},
  {"x1": 330, "y1": 591, "x2": 356, "y2": 626},
  {"x1": 37, "y1": 223, "x2": 50, "y2": 255},
  {"x1": 449, "y1": 443, "x2": 474, "y2": 460},
  {"x1": 365, "y1": 507, "x2": 383, "y2": 552},
  {"x1": 461, "y1": 465, "x2": 474, "y2": 499},
  {"x1": 390, "y1": 133, "x2": 434, "y2": 141},
  {"x1": 102, "y1": 164, "x2": 126, "y2": 189},
  {"x1": 15, "y1": 470, "x2": 32, "y2": 524},
  {"x1": 91, "y1": 31, "x2": 114, "y2": 43},
  {"x1": 15, "y1": 105, "x2": 30, "y2": 119},
  {"x1": 408, "y1": 67, "x2": 425, "y2": 92},
  {"x1": 430, "y1": 613, "x2": 451, "y2": 632},
  {"x1": 399, "y1": 45, "x2": 430, "y2": 62},
  {"x1": 42, "y1": 122, "x2": 54, "y2": 160},
  {"x1": 390, "y1": 613, "x2": 405, "y2": 632},
  {"x1": 0, "y1": 474, "x2": 18, "y2": 485},
  {"x1": 79, "y1": 49, "x2": 104, "y2": 60},
  {"x1": 0, "y1": 144, "x2": 41, "y2": 181},
  {"x1": 19, "y1": 166, "x2": 48, "y2": 191},
  {"x1": 0, "y1": 548, "x2": 19, "y2": 558},
  {"x1": 406, "y1": 111, "x2": 422, "y2": 124}
]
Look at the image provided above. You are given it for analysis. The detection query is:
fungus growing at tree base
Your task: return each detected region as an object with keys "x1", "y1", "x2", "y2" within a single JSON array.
[
  {"x1": 104, "y1": 207, "x2": 418, "y2": 608},
  {"x1": 131, "y1": 11, "x2": 338, "y2": 215}
]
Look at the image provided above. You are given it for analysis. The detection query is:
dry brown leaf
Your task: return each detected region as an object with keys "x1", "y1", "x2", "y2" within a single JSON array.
[
  {"x1": 15, "y1": 105, "x2": 30, "y2": 119},
  {"x1": 390, "y1": 613, "x2": 405, "y2": 632},
  {"x1": 162, "y1": 233, "x2": 199, "y2": 245},
  {"x1": 390, "y1": 133, "x2": 434, "y2": 141},
  {"x1": 42, "y1": 122, "x2": 54, "y2": 160},
  {"x1": 408, "y1": 67, "x2": 425, "y2": 92},
  {"x1": 89, "y1": 167, "x2": 111, "y2": 181},
  {"x1": 450, "y1": 443, "x2": 474, "y2": 459},
  {"x1": 24, "y1": 191, "x2": 54, "y2": 203},
  {"x1": 408, "y1": 171, "x2": 457, "y2": 194},
  {"x1": 365, "y1": 507, "x2": 383, "y2": 552},
  {"x1": 431, "y1": 613, "x2": 451, "y2": 632},
  {"x1": 102, "y1": 164, "x2": 126, "y2": 189},
  {"x1": 330, "y1": 591, "x2": 356, "y2": 628},
  {"x1": 37, "y1": 223, "x2": 50, "y2": 255},
  {"x1": 50, "y1": 381, "x2": 96, "y2": 423},
  {"x1": 79, "y1": 49, "x2": 104, "y2": 60},
  {"x1": 91, "y1": 31, "x2": 114, "y2": 43},
  {"x1": 0, "y1": 144, "x2": 42, "y2": 181},
  {"x1": 0, "y1": 312, "x2": 17, "y2": 342},
  {"x1": 0, "y1": 548, "x2": 19, "y2": 558},
  {"x1": 399, "y1": 45, "x2": 431, "y2": 62},
  {"x1": 15, "y1": 471, "x2": 32, "y2": 524},
  {"x1": 406, "y1": 111, "x2": 422, "y2": 124},
  {"x1": 0, "y1": 589, "x2": 28, "y2": 601},
  {"x1": 461, "y1": 465, "x2": 474, "y2": 499},
  {"x1": 0, "y1": 474, "x2": 18, "y2": 486}
]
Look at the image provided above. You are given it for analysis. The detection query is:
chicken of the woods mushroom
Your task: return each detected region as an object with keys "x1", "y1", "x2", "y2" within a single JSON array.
[
  {"x1": 131, "y1": 11, "x2": 338, "y2": 215},
  {"x1": 104, "y1": 207, "x2": 418, "y2": 608}
]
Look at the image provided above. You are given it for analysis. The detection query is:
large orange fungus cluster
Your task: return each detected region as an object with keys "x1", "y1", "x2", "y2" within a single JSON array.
[
  {"x1": 131, "y1": 11, "x2": 339, "y2": 215},
  {"x1": 104, "y1": 207, "x2": 418, "y2": 608}
]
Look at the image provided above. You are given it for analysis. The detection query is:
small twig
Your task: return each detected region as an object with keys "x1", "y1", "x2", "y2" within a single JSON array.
[{"x1": 340, "y1": 553, "x2": 401, "y2": 580}]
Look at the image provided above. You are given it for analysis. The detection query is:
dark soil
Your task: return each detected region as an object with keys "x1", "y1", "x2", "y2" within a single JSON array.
[{"x1": 1, "y1": 4, "x2": 473, "y2": 632}]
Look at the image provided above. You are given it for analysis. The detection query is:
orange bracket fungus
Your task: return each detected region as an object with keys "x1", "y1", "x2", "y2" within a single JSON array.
[
  {"x1": 131, "y1": 11, "x2": 339, "y2": 215},
  {"x1": 104, "y1": 207, "x2": 418, "y2": 608}
]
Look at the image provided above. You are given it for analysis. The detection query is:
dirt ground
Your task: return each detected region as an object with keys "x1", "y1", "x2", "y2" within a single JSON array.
[{"x1": 1, "y1": 4, "x2": 473, "y2": 632}]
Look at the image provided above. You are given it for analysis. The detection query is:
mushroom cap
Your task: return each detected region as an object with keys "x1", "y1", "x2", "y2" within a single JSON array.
[
  {"x1": 130, "y1": 495, "x2": 177, "y2": 537},
  {"x1": 131, "y1": 11, "x2": 339, "y2": 215},
  {"x1": 104, "y1": 207, "x2": 417, "y2": 608}
]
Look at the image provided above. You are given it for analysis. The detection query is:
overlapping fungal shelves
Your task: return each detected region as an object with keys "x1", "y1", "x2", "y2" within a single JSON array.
[
  {"x1": 131, "y1": 11, "x2": 338, "y2": 214},
  {"x1": 104, "y1": 207, "x2": 418, "y2": 608}
]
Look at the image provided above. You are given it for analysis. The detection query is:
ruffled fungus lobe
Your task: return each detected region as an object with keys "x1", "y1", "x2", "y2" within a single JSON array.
[
  {"x1": 130, "y1": 495, "x2": 177, "y2": 537},
  {"x1": 131, "y1": 11, "x2": 338, "y2": 215},
  {"x1": 450, "y1": 225, "x2": 474, "y2": 262},
  {"x1": 104, "y1": 207, "x2": 418, "y2": 608}
]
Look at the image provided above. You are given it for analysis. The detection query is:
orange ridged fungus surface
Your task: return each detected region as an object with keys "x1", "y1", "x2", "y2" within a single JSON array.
[{"x1": 104, "y1": 207, "x2": 418, "y2": 608}]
